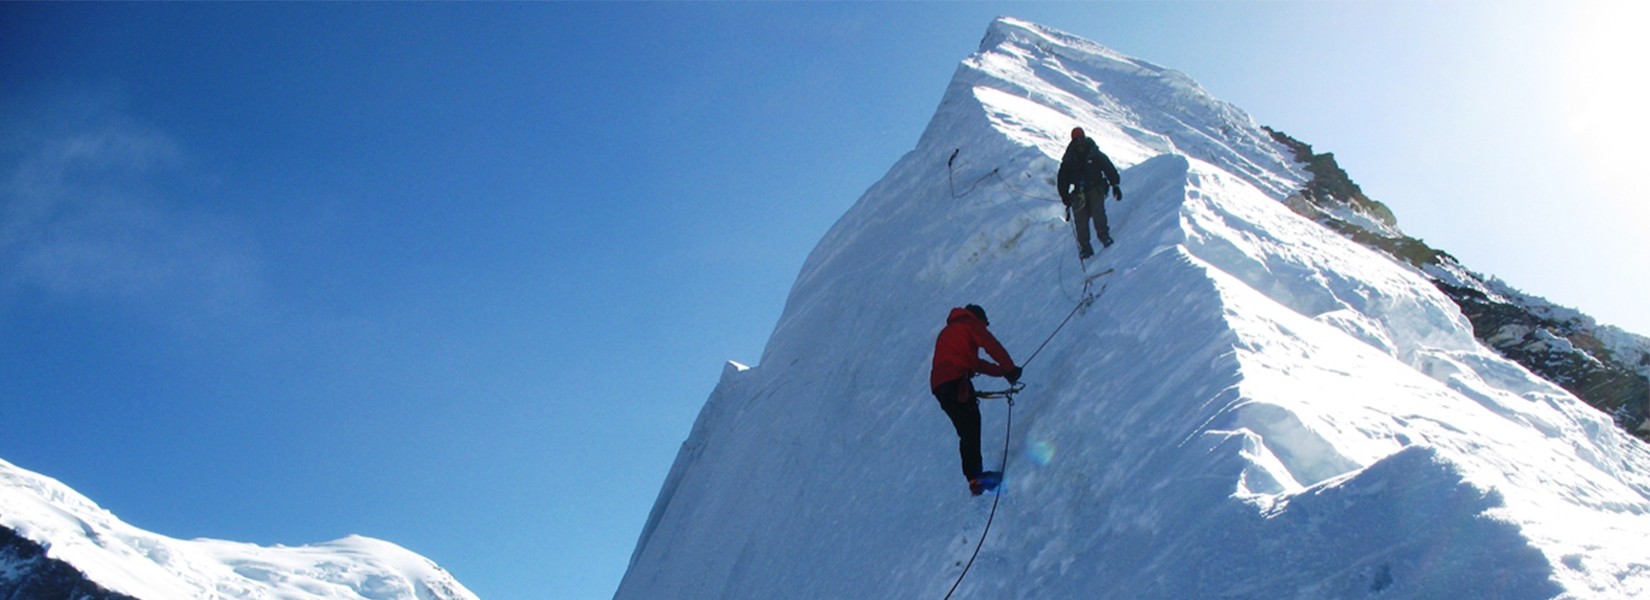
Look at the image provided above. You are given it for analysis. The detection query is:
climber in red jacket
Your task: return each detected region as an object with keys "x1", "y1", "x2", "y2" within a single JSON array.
[{"x1": 930, "y1": 304, "x2": 1022, "y2": 495}]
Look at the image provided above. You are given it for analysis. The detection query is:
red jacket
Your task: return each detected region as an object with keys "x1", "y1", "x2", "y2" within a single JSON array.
[{"x1": 930, "y1": 307, "x2": 1016, "y2": 390}]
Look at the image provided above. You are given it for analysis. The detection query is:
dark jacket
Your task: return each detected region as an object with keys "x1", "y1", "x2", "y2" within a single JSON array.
[
  {"x1": 1057, "y1": 137, "x2": 1121, "y2": 202},
  {"x1": 930, "y1": 307, "x2": 1016, "y2": 390}
]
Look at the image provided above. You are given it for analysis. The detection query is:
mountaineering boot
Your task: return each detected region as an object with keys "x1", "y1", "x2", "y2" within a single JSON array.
[
  {"x1": 969, "y1": 471, "x2": 1003, "y2": 496},
  {"x1": 1079, "y1": 247, "x2": 1094, "y2": 260},
  {"x1": 1101, "y1": 234, "x2": 1114, "y2": 248}
]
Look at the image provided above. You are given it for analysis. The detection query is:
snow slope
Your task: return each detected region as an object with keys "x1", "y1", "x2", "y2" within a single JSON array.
[
  {"x1": 617, "y1": 17, "x2": 1650, "y2": 599},
  {"x1": 0, "y1": 457, "x2": 477, "y2": 600}
]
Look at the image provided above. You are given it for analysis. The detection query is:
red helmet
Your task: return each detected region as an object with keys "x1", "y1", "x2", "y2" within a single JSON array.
[{"x1": 1071, "y1": 127, "x2": 1085, "y2": 140}]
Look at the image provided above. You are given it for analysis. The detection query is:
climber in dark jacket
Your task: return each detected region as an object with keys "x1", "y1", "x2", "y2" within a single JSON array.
[
  {"x1": 930, "y1": 304, "x2": 1021, "y2": 495},
  {"x1": 1057, "y1": 127, "x2": 1122, "y2": 259}
]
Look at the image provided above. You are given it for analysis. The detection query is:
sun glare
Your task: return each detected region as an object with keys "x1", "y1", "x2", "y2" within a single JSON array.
[{"x1": 1565, "y1": 1, "x2": 1650, "y2": 224}]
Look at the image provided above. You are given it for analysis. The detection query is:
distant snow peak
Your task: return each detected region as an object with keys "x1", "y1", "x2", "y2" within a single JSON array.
[{"x1": 0, "y1": 457, "x2": 476, "y2": 600}]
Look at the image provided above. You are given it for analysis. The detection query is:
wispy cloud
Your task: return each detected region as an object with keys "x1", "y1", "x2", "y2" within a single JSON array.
[{"x1": 0, "y1": 102, "x2": 262, "y2": 317}]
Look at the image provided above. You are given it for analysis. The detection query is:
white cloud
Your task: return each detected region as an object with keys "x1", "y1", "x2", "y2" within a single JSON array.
[{"x1": 0, "y1": 112, "x2": 262, "y2": 316}]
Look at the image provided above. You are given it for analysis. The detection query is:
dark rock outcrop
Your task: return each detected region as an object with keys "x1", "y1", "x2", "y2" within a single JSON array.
[
  {"x1": 1, "y1": 525, "x2": 139, "y2": 600},
  {"x1": 1265, "y1": 127, "x2": 1650, "y2": 441}
]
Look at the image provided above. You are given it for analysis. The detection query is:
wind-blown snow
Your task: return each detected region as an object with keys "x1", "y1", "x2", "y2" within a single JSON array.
[
  {"x1": 618, "y1": 17, "x2": 1650, "y2": 599},
  {"x1": 0, "y1": 457, "x2": 477, "y2": 600}
]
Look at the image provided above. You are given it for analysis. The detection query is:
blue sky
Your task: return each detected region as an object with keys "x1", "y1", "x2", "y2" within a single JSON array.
[{"x1": 2, "y1": 2, "x2": 1645, "y2": 598}]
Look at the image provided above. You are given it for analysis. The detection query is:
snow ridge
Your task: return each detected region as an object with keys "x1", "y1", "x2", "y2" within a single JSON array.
[
  {"x1": 619, "y1": 17, "x2": 1650, "y2": 600},
  {"x1": 0, "y1": 457, "x2": 477, "y2": 600}
]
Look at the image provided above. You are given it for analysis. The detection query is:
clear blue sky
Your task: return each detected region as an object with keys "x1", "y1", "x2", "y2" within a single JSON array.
[{"x1": 2, "y1": 2, "x2": 1644, "y2": 598}]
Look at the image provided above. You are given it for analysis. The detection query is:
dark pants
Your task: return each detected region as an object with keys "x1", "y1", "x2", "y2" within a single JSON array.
[
  {"x1": 1072, "y1": 185, "x2": 1110, "y2": 254},
  {"x1": 932, "y1": 378, "x2": 982, "y2": 481}
]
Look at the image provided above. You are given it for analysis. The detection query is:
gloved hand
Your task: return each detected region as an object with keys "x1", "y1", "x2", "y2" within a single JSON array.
[
  {"x1": 1113, "y1": 186, "x2": 1123, "y2": 202},
  {"x1": 1006, "y1": 366, "x2": 1023, "y2": 384}
]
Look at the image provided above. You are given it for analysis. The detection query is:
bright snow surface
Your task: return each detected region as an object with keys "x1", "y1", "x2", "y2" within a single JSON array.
[
  {"x1": 617, "y1": 17, "x2": 1650, "y2": 599},
  {"x1": 0, "y1": 457, "x2": 477, "y2": 599}
]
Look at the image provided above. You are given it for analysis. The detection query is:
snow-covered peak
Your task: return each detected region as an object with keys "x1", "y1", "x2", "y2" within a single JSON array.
[
  {"x1": 0, "y1": 457, "x2": 476, "y2": 600},
  {"x1": 979, "y1": 17, "x2": 1143, "y2": 71},
  {"x1": 917, "y1": 16, "x2": 1304, "y2": 200},
  {"x1": 621, "y1": 17, "x2": 1650, "y2": 599}
]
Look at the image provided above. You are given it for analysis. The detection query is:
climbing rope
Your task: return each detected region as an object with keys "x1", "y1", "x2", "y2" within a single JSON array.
[
  {"x1": 943, "y1": 383, "x2": 1019, "y2": 600},
  {"x1": 940, "y1": 285, "x2": 1110, "y2": 600},
  {"x1": 947, "y1": 148, "x2": 1062, "y2": 205},
  {"x1": 1024, "y1": 282, "x2": 1105, "y2": 370},
  {"x1": 947, "y1": 151, "x2": 1004, "y2": 200},
  {"x1": 938, "y1": 147, "x2": 1118, "y2": 598},
  {"x1": 947, "y1": 147, "x2": 1102, "y2": 304}
]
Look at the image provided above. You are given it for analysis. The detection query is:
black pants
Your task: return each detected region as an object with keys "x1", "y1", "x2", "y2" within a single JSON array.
[{"x1": 932, "y1": 378, "x2": 982, "y2": 481}]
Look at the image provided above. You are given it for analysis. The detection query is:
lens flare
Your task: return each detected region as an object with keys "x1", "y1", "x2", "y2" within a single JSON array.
[{"x1": 1027, "y1": 440, "x2": 1056, "y2": 467}]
